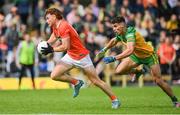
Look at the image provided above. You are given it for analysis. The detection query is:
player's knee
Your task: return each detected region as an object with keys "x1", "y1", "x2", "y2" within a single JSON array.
[
  {"x1": 115, "y1": 69, "x2": 123, "y2": 75},
  {"x1": 50, "y1": 72, "x2": 59, "y2": 81},
  {"x1": 154, "y1": 76, "x2": 163, "y2": 85},
  {"x1": 152, "y1": 72, "x2": 163, "y2": 85},
  {"x1": 91, "y1": 79, "x2": 98, "y2": 85}
]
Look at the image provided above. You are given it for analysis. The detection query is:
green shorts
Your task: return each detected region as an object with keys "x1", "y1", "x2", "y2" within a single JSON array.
[{"x1": 129, "y1": 53, "x2": 159, "y2": 67}]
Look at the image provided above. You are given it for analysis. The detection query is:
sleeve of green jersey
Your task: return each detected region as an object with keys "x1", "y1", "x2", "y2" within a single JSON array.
[
  {"x1": 126, "y1": 27, "x2": 136, "y2": 42},
  {"x1": 115, "y1": 34, "x2": 122, "y2": 41}
]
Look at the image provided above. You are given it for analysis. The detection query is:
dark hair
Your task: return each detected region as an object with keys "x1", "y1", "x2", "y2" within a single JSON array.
[
  {"x1": 111, "y1": 16, "x2": 126, "y2": 24},
  {"x1": 45, "y1": 8, "x2": 63, "y2": 20}
]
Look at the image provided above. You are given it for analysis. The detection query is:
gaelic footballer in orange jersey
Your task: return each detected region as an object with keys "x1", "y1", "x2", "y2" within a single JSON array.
[
  {"x1": 52, "y1": 20, "x2": 89, "y2": 60},
  {"x1": 41, "y1": 8, "x2": 120, "y2": 109}
]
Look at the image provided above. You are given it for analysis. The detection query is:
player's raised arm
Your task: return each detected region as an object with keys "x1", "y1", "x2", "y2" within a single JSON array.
[
  {"x1": 106, "y1": 37, "x2": 118, "y2": 49},
  {"x1": 115, "y1": 41, "x2": 135, "y2": 60},
  {"x1": 103, "y1": 41, "x2": 135, "y2": 64},
  {"x1": 96, "y1": 37, "x2": 118, "y2": 58}
]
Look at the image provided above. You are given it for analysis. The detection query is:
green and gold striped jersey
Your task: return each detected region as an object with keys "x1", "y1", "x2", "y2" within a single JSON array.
[{"x1": 116, "y1": 27, "x2": 154, "y2": 58}]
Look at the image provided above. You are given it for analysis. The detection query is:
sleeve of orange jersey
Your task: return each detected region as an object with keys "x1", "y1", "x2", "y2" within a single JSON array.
[
  {"x1": 53, "y1": 22, "x2": 71, "y2": 52},
  {"x1": 59, "y1": 22, "x2": 70, "y2": 39}
]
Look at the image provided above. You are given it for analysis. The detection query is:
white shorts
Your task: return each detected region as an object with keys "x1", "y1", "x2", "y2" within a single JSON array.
[{"x1": 61, "y1": 54, "x2": 94, "y2": 68}]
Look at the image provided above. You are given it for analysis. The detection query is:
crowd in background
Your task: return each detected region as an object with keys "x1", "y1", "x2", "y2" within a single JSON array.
[{"x1": 0, "y1": 0, "x2": 180, "y2": 85}]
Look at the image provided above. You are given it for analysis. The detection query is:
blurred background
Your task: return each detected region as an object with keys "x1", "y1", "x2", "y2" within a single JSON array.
[{"x1": 0, "y1": 0, "x2": 179, "y2": 89}]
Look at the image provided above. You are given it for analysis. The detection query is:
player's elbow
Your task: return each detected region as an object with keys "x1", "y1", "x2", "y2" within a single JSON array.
[
  {"x1": 127, "y1": 48, "x2": 134, "y2": 55},
  {"x1": 62, "y1": 47, "x2": 68, "y2": 51},
  {"x1": 59, "y1": 45, "x2": 69, "y2": 51},
  {"x1": 63, "y1": 46, "x2": 70, "y2": 51}
]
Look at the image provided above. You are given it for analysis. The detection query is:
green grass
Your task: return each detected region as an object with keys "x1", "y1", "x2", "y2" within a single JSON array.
[{"x1": 0, "y1": 86, "x2": 180, "y2": 114}]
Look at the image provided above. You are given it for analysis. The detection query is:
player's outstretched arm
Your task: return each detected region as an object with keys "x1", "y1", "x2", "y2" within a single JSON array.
[
  {"x1": 96, "y1": 38, "x2": 118, "y2": 58},
  {"x1": 115, "y1": 42, "x2": 135, "y2": 60},
  {"x1": 103, "y1": 42, "x2": 135, "y2": 64}
]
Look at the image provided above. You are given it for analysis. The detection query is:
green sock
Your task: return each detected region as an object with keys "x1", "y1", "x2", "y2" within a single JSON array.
[{"x1": 171, "y1": 96, "x2": 178, "y2": 103}]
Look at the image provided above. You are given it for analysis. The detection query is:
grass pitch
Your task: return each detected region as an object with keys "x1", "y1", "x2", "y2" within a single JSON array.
[{"x1": 0, "y1": 86, "x2": 180, "y2": 114}]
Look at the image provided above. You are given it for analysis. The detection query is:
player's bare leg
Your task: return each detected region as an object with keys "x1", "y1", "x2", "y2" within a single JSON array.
[
  {"x1": 129, "y1": 67, "x2": 145, "y2": 82},
  {"x1": 150, "y1": 64, "x2": 180, "y2": 107},
  {"x1": 50, "y1": 62, "x2": 74, "y2": 82},
  {"x1": 83, "y1": 65, "x2": 120, "y2": 109},
  {"x1": 115, "y1": 57, "x2": 145, "y2": 82},
  {"x1": 115, "y1": 57, "x2": 139, "y2": 75},
  {"x1": 50, "y1": 62, "x2": 84, "y2": 98}
]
